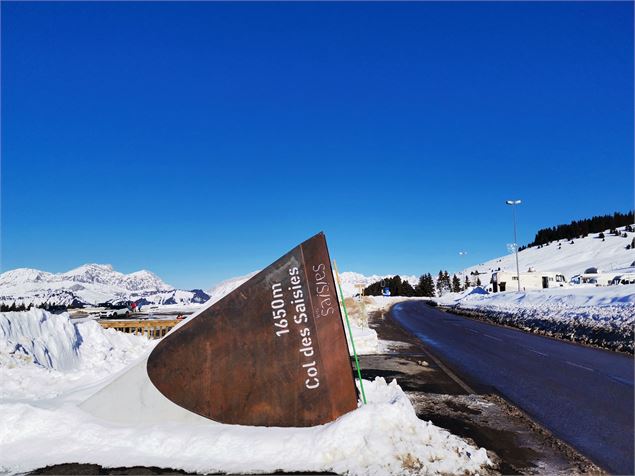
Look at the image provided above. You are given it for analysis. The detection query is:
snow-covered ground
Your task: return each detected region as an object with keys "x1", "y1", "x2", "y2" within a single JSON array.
[
  {"x1": 0, "y1": 310, "x2": 492, "y2": 475},
  {"x1": 427, "y1": 224, "x2": 635, "y2": 353},
  {"x1": 437, "y1": 285, "x2": 635, "y2": 353},
  {"x1": 342, "y1": 296, "x2": 430, "y2": 354},
  {"x1": 0, "y1": 309, "x2": 155, "y2": 400},
  {"x1": 461, "y1": 225, "x2": 635, "y2": 287}
]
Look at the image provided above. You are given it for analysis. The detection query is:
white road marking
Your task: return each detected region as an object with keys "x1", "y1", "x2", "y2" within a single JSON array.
[
  {"x1": 483, "y1": 333, "x2": 502, "y2": 342},
  {"x1": 565, "y1": 361, "x2": 594, "y2": 371},
  {"x1": 528, "y1": 349, "x2": 548, "y2": 357}
]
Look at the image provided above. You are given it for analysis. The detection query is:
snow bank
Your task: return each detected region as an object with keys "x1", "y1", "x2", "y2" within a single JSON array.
[
  {"x1": 0, "y1": 310, "x2": 154, "y2": 399},
  {"x1": 0, "y1": 378, "x2": 491, "y2": 475},
  {"x1": 343, "y1": 296, "x2": 433, "y2": 355},
  {"x1": 438, "y1": 286, "x2": 635, "y2": 353},
  {"x1": 0, "y1": 309, "x2": 82, "y2": 371},
  {"x1": 0, "y1": 311, "x2": 493, "y2": 476}
]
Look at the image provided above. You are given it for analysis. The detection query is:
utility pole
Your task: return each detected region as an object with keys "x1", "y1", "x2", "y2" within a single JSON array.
[{"x1": 506, "y1": 200, "x2": 522, "y2": 292}]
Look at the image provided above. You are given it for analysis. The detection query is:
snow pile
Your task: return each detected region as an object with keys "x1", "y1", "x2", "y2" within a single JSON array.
[
  {"x1": 438, "y1": 286, "x2": 635, "y2": 353},
  {"x1": 0, "y1": 309, "x2": 82, "y2": 371},
  {"x1": 0, "y1": 310, "x2": 492, "y2": 475},
  {"x1": 0, "y1": 378, "x2": 491, "y2": 475},
  {"x1": 1, "y1": 309, "x2": 154, "y2": 399},
  {"x1": 343, "y1": 296, "x2": 432, "y2": 354}
]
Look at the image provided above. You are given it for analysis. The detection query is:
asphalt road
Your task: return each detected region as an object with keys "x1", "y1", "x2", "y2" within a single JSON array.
[{"x1": 391, "y1": 301, "x2": 634, "y2": 475}]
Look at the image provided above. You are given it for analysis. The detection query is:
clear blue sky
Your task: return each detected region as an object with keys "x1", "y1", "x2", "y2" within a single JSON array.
[{"x1": 2, "y1": 2, "x2": 633, "y2": 289}]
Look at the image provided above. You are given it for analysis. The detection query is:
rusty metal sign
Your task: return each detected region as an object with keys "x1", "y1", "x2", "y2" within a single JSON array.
[{"x1": 147, "y1": 232, "x2": 358, "y2": 427}]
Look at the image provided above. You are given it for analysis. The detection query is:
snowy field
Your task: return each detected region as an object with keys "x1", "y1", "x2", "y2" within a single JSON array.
[
  {"x1": 437, "y1": 285, "x2": 635, "y2": 353},
  {"x1": 0, "y1": 309, "x2": 492, "y2": 475},
  {"x1": 460, "y1": 225, "x2": 634, "y2": 287}
]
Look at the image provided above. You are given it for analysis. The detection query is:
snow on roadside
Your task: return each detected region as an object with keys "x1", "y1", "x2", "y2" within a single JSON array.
[
  {"x1": 344, "y1": 296, "x2": 431, "y2": 354},
  {"x1": 0, "y1": 309, "x2": 154, "y2": 400},
  {"x1": 437, "y1": 286, "x2": 635, "y2": 353},
  {"x1": 0, "y1": 310, "x2": 493, "y2": 476},
  {"x1": 0, "y1": 378, "x2": 491, "y2": 476}
]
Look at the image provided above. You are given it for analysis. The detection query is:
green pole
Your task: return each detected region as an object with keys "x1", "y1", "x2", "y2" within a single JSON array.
[{"x1": 333, "y1": 260, "x2": 367, "y2": 405}]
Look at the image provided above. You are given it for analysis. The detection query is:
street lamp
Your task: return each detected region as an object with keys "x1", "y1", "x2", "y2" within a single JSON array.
[{"x1": 505, "y1": 200, "x2": 522, "y2": 292}]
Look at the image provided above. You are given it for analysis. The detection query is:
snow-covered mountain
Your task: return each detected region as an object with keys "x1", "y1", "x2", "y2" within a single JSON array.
[
  {"x1": 459, "y1": 225, "x2": 635, "y2": 287},
  {"x1": 206, "y1": 271, "x2": 260, "y2": 304},
  {"x1": 0, "y1": 264, "x2": 209, "y2": 307}
]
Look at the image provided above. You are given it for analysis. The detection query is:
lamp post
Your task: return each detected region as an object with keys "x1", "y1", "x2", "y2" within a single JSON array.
[{"x1": 505, "y1": 200, "x2": 522, "y2": 292}]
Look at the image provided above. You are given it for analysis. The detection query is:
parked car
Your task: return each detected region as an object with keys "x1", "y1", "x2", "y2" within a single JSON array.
[
  {"x1": 99, "y1": 302, "x2": 131, "y2": 318},
  {"x1": 611, "y1": 273, "x2": 635, "y2": 285}
]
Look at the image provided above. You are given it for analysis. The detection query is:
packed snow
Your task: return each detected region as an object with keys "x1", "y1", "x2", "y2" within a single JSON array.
[
  {"x1": 0, "y1": 310, "x2": 492, "y2": 475},
  {"x1": 0, "y1": 309, "x2": 155, "y2": 400},
  {"x1": 437, "y1": 285, "x2": 635, "y2": 353}
]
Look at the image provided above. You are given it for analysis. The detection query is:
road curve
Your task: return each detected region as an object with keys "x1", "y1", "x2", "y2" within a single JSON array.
[{"x1": 391, "y1": 301, "x2": 634, "y2": 475}]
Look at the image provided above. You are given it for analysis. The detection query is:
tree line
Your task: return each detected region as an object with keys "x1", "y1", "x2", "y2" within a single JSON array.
[
  {"x1": 0, "y1": 302, "x2": 66, "y2": 312},
  {"x1": 364, "y1": 270, "x2": 482, "y2": 298},
  {"x1": 528, "y1": 211, "x2": 634, "y2": 247}
]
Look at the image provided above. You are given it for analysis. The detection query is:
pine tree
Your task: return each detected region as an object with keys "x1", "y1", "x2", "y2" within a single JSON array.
[
  {"x1": 390, "y1": 275, "x2": 403, "y2": 297},
  {"x1": 399, "y1": 280, "x2": 415, "y2": 297},
  {"x1": 413, "y1": 273, "x2": 442, "y2": 297},
  {"x1": 436, "y1": 271, "x2": 445, "y2": 295},
  {"x1": 429, "y1": 274, "x2": 436, "y2": 297},
  {"x1": 415, "y1": 275, "x2": 427, "y2": 297},
  {"x1": 476, "y1": 277, "x2": 482, "y2": 286},
  {"x1": 464, "y1": 275, "x2": 470, "y2": 290},
  {"x1": 452, "y1": 274, "x2": 461, "y2": 293}
]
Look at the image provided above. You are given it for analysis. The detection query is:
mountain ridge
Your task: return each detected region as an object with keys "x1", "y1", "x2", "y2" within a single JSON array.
[{"x1": 0, "y1": 264, "x2": 205, "y2": 307}]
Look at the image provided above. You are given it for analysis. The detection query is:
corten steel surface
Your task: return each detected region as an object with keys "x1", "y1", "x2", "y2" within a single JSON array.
[{"x1": 147, "y1": 232, "x2": 358, "y2": 427}]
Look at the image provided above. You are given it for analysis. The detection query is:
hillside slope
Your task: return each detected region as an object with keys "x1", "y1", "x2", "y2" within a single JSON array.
[{"x1": 461, "y1": 225, "x2": 635, "y2": 286}]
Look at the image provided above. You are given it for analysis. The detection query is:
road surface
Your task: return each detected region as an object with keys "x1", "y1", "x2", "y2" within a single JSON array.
[{"x1": 391, "y1": 301, "x2": 634, "y2": 475}]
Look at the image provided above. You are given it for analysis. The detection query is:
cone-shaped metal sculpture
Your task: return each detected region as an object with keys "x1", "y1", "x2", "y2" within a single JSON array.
[{"x1": 146, "y1": 232, "x2": 358, "y2": 427}]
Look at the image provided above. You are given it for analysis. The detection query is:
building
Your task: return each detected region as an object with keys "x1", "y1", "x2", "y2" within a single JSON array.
[{"x1": 491, "y1": 270, "x2": 566, "y2": 292}]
